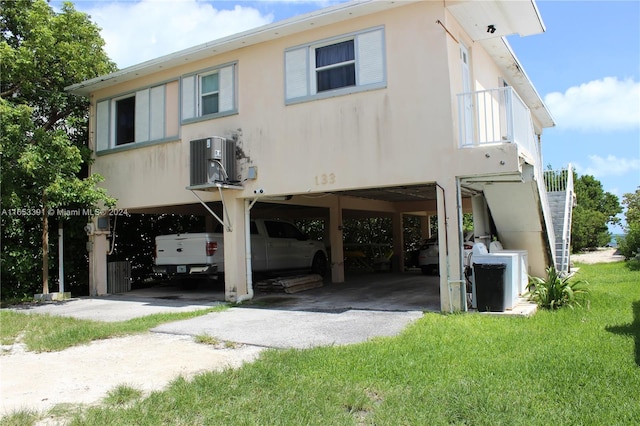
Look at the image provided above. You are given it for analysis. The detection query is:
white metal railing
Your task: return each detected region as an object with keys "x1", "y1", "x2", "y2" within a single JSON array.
[
  {"x1": 543, "y1": 166, "x2": 573, "y2": 192},
  {"x1": 560, "y1": 164, "x2": 574, "y2": 273},
  {"x1": 542, "y1": 164, "x2": 575, "y2": 274},
  {"x1": 458, "y1": 87, "x2": 537, "y2": 160}
]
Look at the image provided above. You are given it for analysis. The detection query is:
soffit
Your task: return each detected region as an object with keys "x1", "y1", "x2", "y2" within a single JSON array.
[
  {"x1": 332, "y1": 184, "x2": 476, "y2": 202},
  {"x1": 446, "y1": 0, "x2": 545, "y2": 41}
]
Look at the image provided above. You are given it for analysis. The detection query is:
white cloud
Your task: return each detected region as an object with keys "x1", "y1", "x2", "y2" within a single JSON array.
[
  {"x1": 83, "y1": 0, "x2": 274, "y2": 68},
  {"x1": 544, "y1": 77, "x2": 640, "y2": 132},
  {"x1": 574, "y1": 154, "x2": 640, "y2": 178}
]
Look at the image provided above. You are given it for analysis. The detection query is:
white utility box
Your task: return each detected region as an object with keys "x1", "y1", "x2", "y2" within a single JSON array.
[
  {"x1": 471, "y1": 243, "x2": 520, "y2": 311},
  {"x1": 489, "y1": 241, "x2": 529, "y2": 295}
]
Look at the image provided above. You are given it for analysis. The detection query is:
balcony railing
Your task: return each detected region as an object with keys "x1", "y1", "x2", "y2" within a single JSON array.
[{"x1": 457, "y1": 87, "x2": 537, "y2": 160}]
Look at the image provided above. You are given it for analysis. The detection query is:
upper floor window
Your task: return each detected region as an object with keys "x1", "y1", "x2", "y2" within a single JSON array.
[
  {"x1": 95, "y1": 80, "x2": 180, "y2": 153},
  {"x1": 181, "y1": 62, "x2": 237, "y2": 122},
  {"x1": 115, "y1": 95, "x2": 135, "y2": 146},
  {"x1": 200, "y1": 72, "x2": 220, "y2": 115},
  {"x1": 285, "y1": 27, "x2": 385, "y2": 103},
  {"x1": 315, "y1": 40, "x2": 356, "y2": 92}
]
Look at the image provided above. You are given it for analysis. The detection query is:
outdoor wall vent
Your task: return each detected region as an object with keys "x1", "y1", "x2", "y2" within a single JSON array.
[{"x1": 190, "y1": 137, "x2": 237, "y2": 186}]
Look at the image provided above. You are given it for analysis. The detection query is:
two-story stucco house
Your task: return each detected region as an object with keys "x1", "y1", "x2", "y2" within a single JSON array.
[{"x1": 68, "y1": 0, "x2": 574, "y2": 312}]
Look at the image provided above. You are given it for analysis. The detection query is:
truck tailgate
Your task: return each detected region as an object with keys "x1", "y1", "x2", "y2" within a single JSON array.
[{"x1": 155, "y1": 233, "x2": 216, "y2": 265}]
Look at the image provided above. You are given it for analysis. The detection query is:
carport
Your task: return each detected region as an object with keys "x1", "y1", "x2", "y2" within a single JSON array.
[{"x1": 107, "y1": 182, "x2": 477, "y2": 312}]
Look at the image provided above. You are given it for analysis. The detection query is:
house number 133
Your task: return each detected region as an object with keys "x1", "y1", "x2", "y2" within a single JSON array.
[{"x1": 315, "y1": 173, "x2": 336, "y2": 186}]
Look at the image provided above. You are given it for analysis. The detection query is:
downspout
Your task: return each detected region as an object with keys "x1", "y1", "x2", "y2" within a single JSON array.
[{"x1": 235, "y1": 198, "x2": 258, "y2": 304}]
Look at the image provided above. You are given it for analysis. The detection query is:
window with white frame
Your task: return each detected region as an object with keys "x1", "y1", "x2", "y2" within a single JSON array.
[
  {"x1": 95, "y1": 81, "x2": 179, "y2": 152},
  {"x1": 285, "y1": 27, "x2": 385, "y2": 103},
  {"x1": 181, "y1": 63, "x2": 236, "y2": 121}
]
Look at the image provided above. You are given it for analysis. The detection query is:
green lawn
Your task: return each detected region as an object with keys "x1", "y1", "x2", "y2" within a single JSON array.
[{"x1": 2, "y1": 262, "x2": 639, "y2": 425}]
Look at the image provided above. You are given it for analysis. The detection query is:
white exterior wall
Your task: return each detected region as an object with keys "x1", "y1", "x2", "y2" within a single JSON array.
[
  {"x1": 88, "y1": 2, "x2": 520, "y2": 211},
  {"x1": 82, "y1": 1, "x2": 551, "y2": 309}
]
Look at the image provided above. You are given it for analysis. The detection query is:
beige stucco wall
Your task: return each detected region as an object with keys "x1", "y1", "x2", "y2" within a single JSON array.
[{"x1": 89, "y1": 1, "x2": 522, "y2": 212}]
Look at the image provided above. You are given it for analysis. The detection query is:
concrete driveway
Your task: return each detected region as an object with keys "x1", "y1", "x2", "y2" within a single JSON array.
[
  {"x1": 9, "y1": 271, "x2": 434, "y2": 348},
  {"x1": 3, "y1": 273, "x2": 432, "y2": 415}
]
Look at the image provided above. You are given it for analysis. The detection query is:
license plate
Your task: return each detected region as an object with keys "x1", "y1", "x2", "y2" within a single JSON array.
[{"x1": 177, "y1": 265, "x2": 187, "y2": 273}]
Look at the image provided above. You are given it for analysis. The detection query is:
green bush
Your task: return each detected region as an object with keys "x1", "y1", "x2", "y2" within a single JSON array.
[
  {"x1": 526, "y1": 266, "x2": 590, "y2": 310},
  {"x1": 617, "y1": 223, "x2": 640, "y2": 260}
]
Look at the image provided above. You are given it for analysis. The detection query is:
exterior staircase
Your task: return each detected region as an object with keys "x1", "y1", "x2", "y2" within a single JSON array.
[{"x1": 544, "y1": 165, "x2": 575, "y2": 275}]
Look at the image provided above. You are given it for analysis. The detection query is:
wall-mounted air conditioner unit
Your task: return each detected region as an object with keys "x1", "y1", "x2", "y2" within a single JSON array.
[{"x1": 190, "y1": 137, "x2": 236, "y2": 186}]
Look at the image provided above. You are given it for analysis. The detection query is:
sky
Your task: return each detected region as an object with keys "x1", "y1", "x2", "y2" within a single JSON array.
[{"x1": 53, "y1": 0, "x2": 640, "y2": 232}]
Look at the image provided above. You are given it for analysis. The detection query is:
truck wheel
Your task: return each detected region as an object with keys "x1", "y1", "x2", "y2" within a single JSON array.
[{"x1": 311, "y1": 252, "x2": 328, "y2": 277}]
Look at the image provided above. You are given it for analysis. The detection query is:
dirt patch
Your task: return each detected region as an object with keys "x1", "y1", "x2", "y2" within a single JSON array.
[{"x1": 1, "y1": 332, "x2": 264, "y2": 418}]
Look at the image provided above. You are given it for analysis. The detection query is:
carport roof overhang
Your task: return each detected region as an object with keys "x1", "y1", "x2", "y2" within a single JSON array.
[{"x1": 130, "y1": 183, "x2": 477, "y2": 217}]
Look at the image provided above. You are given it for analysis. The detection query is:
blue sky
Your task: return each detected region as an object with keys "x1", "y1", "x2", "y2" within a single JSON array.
[{"x1": 57, "y1": 0, "x2": 639, "y2": 232}]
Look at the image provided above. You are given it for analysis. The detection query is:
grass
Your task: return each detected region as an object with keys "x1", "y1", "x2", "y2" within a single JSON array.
[
  {"x1": 2, "y1": 262, "x2": 639, "y2": 425},
  {"x1": 103, "y1": 385, "x2": 144, "y2": 407},
  {"x1": 0, "y1": 306, "x2": 226, "y2": 352}
]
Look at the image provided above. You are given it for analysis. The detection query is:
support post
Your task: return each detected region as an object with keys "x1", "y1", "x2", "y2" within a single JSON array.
[
  {"x1": 329, "y1": 196, "x2": 344, "y2": 283},
  {"x1": 223, "y1": 196, "x2": 248, "y2": 301},
  {"x1": 88, "y1": 231, "x2": 108, "y2": 296},
  {"x1": 58, "y1": 220, "x2": 64, "y2": 294},
  {"x1": 392, "y1": 212, "x2": 404, "y2": 272},
  {"x1": 437, "y1": 179, "x2": 464, "y2": 312}
]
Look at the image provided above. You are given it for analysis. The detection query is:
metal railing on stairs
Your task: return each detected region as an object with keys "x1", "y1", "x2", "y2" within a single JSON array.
[{"x1": 543, "y1": 164, "x2": 575, "y2": 274}]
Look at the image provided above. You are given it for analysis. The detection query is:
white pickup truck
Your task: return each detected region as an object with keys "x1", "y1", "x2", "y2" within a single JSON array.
[{"x1": 153, "y1": 219, "x2": 328, "y2": 282}]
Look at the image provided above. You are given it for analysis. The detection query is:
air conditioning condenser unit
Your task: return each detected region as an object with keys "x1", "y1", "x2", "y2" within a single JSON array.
[{"x1": 190, "y1": 137, "x2": 236, "y2": 186}]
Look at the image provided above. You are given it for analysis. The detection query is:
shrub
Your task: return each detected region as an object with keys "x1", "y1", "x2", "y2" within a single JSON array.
[
  {"x1": 526, "y1": 266, "x2": 590, "y2": 310},
  {"x1": 617, "y1": 222, "x2": 640, "y2": 260}
]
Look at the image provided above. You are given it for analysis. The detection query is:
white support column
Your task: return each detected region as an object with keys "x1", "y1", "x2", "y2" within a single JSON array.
[
  {"x1": 223, "y1": 196, "x2": 248, "y2": 301},
  {"x1": 437, "y1": 179, "x2": 464, "y2": 312},
  {"x1": 88, "y1": 231, "x2": 108, "y2": 296},
  {"x1": 329, "y1": 196, "x2": 344, "y2": 283}
]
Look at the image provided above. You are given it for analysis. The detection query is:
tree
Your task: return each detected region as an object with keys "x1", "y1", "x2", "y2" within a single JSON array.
[
  {"x1": 1, "y1": 0, "x2": 117, "y2": 297},
  {"x1": 571, "y1": 174, "x2": 622, "y2": 252},
  {"x1": 617, "y1": 187, "x2": 640, "y2": 260}
]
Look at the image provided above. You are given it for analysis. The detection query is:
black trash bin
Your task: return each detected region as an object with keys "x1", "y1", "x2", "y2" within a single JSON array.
[{"x1": 473, "y1": 263, "x2": 506, "y2": 312}]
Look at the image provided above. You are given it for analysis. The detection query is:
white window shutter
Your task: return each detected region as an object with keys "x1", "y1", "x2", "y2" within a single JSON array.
[
  {"x1": 218, "y1": 65, "x2": 234, "y2": 112},
  {"x1": 96, "y1": 100, "x2": 109, "y2": 151},
  {"x1": 181, "y1": 75, "x2": 196, "y2": 120},
  {"x1": 149, "y1": 85, "x2": 165, "y2": 140},
  {"x1": 285, "y1": 47, "x2": 308, "y2": 100},
  {"x1": 135, "y1": 89, "x2": 150, "y2": 142},
  {"x1": 357, "y1": 28, "x2": 385, "y2": 86}
]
